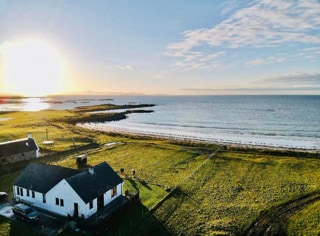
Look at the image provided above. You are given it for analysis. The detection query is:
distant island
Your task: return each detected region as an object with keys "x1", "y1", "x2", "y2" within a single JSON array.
[{"x1": 62, "y1": 103, "x2": 155, "y2": 124}]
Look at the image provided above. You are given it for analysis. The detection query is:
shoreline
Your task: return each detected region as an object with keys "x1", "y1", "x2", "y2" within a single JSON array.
[{"x1": 78, "y1": 123, "x2": 320, "y2": 154}]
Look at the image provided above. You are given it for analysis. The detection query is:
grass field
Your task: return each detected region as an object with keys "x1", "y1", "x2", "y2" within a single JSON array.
[{"x1": 0, "y1": 108, "x2": 319, "y2": 235}]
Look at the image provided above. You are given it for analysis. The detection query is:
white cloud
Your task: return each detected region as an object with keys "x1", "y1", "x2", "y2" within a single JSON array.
[
  {"x1": 166, "y1": 0, "x2": 320, "y2": 70},
  {"x1": 181, "y1": 72, "x2": 320, "y2": 94},
  {"x1": 246, "y1": 59, "x2": 266, "y2": 66},
  {"x1": 117, "y1": 65, "x2": 133, "y2": 71},
  {"x1": 297, "y1": 47, "x2": 320, "y2": 61},
  {"x1": 220, "y1": 0, "x2": 251, "y2": 16},
  {"x1": 246, "y1": 56, "x2": 285, "y2": 66},
  {"x1": 168, "y1": 51, "x2": 225, "y2": 71},
  {"x1": 261, "y1": 72, "x2": 320, "y2": 86}
]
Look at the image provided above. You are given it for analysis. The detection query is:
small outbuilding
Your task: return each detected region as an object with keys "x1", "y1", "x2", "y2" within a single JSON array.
[{"x1": 75, "y1": 153, "x2": 88, "y2": 167}]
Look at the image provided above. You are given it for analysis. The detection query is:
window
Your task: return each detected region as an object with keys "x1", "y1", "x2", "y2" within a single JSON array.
[
  {"x1": 43, "y1": 194, "x2": 46, "y2": 203},
  {"x1": 111, "y1": 186, "x2": 117, "y2": 197},
  {"x1": 27, "y1": 189, "x2": 30, "y2": 197},
  {"x1": 16, "y1": 187, "x2": 20, "y2": 195},
  {"x1": 32, "y1": 191, "x2": 35, "y2": 198},
  {"x1": 89, "y1": 201, "x2": 93, "y2": 209},
  {"x1": 20, "y1": 188, "x2": 23, "y2": 196},
  {"x1": 56, "y1": 198, "x2": 64, "y2": 207}
]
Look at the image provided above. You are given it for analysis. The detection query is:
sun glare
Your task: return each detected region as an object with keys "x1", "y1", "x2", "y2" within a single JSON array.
[{"x1": 0, "y1": 39, "x2": 65, "y2": 96}]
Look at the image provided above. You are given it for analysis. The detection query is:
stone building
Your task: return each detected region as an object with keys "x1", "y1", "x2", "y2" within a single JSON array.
[{"x1": 0, "y1": 133, "x2": 39, "y2": 165}]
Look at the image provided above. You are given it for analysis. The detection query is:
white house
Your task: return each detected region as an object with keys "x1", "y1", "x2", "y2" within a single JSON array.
[{"x1": 13, "y1": 162, "x2": 124, "y2": 219}]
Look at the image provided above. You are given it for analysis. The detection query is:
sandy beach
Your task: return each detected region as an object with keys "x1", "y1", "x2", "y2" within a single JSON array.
[{"x1": 78, "y1": 122, "x2": 320, "y2": 153}]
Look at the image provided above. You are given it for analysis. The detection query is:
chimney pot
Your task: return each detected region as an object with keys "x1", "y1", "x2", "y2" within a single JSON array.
[{"x1": 88, "y1": 166, "x2": 94, "y2": 175}]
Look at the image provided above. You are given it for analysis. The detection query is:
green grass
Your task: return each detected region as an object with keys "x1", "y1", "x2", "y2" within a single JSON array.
[
  {"x1": 0, "y1": 218, "x2": 10, "y2": 236},
  {"x1": 0, "y1": 216, "x2": 37, "y2": 236},
  {"x1": 0, "y1": 110, "x2": 93, "y2": 152},
  {"x1": 55, "y1": 141, "x2": 208, "y2": 188},
  {"x1": 287, "y1": 200, "x2": 320, "y2": 235},
  {"x1": 153, "y1": 151, "x2": 320, "y2": 235},
  {"x1": 0, "y1": 172, "x2": 20, "y2": 199},
  {"x1": 124, "y1": 180, "x2": 168, "y2": 209},
  {"x1": 53, "y1": 145, "x2": 320, "y2": 235}
]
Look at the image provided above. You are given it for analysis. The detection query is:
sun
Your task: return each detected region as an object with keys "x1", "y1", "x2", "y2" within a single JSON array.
[{"x1": 0, "y1": 39, "x2": 65, "y2": 96}]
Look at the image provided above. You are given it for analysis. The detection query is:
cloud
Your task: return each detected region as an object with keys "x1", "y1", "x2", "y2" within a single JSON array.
[
  {"x1": 181, "y1": 72, "x2": 320, "y2": 94},
  {"x1": 296, "y1": 47, "x2": 320, "y2": 61},
  {"x1": 260, "y1": 72, "x2": 320, "y2": 86},
  {"x1": 182, "y1": 86, "x2": 319, "y2": 94},
  {"x1": 246, "y1": 59, "x2": 266, "y2": 66},
  {"x1": 220, "y1": 0, "x2": 251, "y2": 16},
  {"x1": 166, "y1": 0, "x2": 320, "y2": 70},
  {"x1": 246, "y1": 56, "x2": 285, "y2": 66},
  {"x1": 117, "y1": 65, "x2": 133, "y2": 71},
  {"x1": 193, "y1": 0, "x2": 319, "y2": 48},
  {"x1": 168, "y1": 51, "x2": 225, "y2": 72}
]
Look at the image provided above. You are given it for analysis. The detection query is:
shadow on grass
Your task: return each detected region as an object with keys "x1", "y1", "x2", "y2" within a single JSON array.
[
  {"x1": 4, "y1": 200, "x2": 171, "y2": 236},
  {"x1": 241, "y1": 191, "x2": 320, "y2": 236},
  {"x1": 126, "y1": 178, "x2": 139, "y2": 191},
  {"x1": 9, "y1": 225, "x2": 37, "y2": 236},
  {"x1": 137, "y1": 179, "x2": 152, "y2": 190},
  {"x1": 125, "y1": 177, "x2": 153, "y2": 191},
  {"x1": 105, "y1": 201, "x2": 171, "y2": 236},
  {"x1": 60, "y1": 201, "x2": 171, "y2": 236},
  {"x1": 0, "y1": 216, "x2": 38, "y2": 236}
]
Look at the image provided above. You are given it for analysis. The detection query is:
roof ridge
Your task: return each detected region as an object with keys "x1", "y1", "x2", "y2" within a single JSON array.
[
  {"x1": 28, "y1": 162, "x2": 80, "y2": 171},
  {"x1": 65, "y1": 161, "x2": 123, "y2": 203},
  {"x1": 0, "y1": 138, "x2": 29, "y2": 145}
]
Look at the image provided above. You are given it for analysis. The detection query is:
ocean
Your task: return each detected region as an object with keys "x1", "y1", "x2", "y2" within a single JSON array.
[{"x1": 1, "y1": 95, "x2": 319, "y2": 150}]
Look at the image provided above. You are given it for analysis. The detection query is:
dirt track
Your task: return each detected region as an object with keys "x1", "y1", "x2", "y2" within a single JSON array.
[{"x1": 241, "y1": 191, "x2": 320, "y2": 236}]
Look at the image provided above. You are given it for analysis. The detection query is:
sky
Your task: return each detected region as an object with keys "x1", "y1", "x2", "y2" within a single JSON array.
[{"x1": 0, "y1": 0, "x2": 320, "y2": 96}]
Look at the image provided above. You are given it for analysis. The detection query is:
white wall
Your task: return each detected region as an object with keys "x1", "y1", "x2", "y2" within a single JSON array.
[
  {"x1": 103, "y1": 183, "x2": 123, "y2": 206},
  {"x1": 46, "y1": 179, "x2": 89, "y2": 218},
  {"x1": 13, "y1": 185, "x2": 43, "y2": 207},
  {"x1": 13, "y1": 181, "x2": 123, "y2": 219}
]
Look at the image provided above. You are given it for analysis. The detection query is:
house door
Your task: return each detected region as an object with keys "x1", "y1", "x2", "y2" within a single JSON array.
[
  {"x1": 97, "y1": 194, "x2": 104, "y2": 210},
  {"x1": 74, "y1": 202, "x2": 79, "y2": 217}
]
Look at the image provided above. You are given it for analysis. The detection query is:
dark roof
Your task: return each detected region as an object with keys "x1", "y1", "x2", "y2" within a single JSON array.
[
  {"x1": 0, "y1": 138, "x2": 38, "y2": 157},
  {"x1": 14, "y1": 163, "x2": 80, "y2": 193},
  {"x1": 66, "y1": 162, "x2": 123, "y2": 203},
  {"x1": 14, "y1": 162, "x2": 123, "y2": 203}
]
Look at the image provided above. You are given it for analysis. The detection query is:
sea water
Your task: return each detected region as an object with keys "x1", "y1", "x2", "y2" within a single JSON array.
[
  {"x1": 85, "y1": 95, "x2": 320, "y2": 150},
  {"x1": 1, "y1": 95, "x2": 319, "y2": 150}
]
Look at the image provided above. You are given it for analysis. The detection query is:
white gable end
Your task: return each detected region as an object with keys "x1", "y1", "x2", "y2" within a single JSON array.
[{"x1": 46, "y1": 179, "x2": 87, "y2": 217}]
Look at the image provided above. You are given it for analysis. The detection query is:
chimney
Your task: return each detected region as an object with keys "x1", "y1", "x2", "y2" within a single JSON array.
[
  {"x1": 88, "y1": 166, "x2": 94, "y2": 175},
  {"x1": 27, "y1": 132, "x2": 32, "y2": 139}
]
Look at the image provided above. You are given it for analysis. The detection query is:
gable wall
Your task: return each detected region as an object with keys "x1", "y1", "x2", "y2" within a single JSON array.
[
  {"x1": 104, "y1": 182, "x2": 123, "y2": 206},
  {"x1": 46, "y1": 179, "x2": 89, "y2": 218}
]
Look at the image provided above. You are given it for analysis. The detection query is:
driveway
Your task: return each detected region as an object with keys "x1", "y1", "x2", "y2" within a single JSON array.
[
  {"x1": 0, "y1": 202, "x2": 67, "y2": 235},
  {"x1": 0, "y1": 203, "x2": 14, "y2": 218}
]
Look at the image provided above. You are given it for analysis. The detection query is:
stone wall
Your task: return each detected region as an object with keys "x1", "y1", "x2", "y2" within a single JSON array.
[{"x1": 0, "y1": 150, "x2": 37, "y2": 165}]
